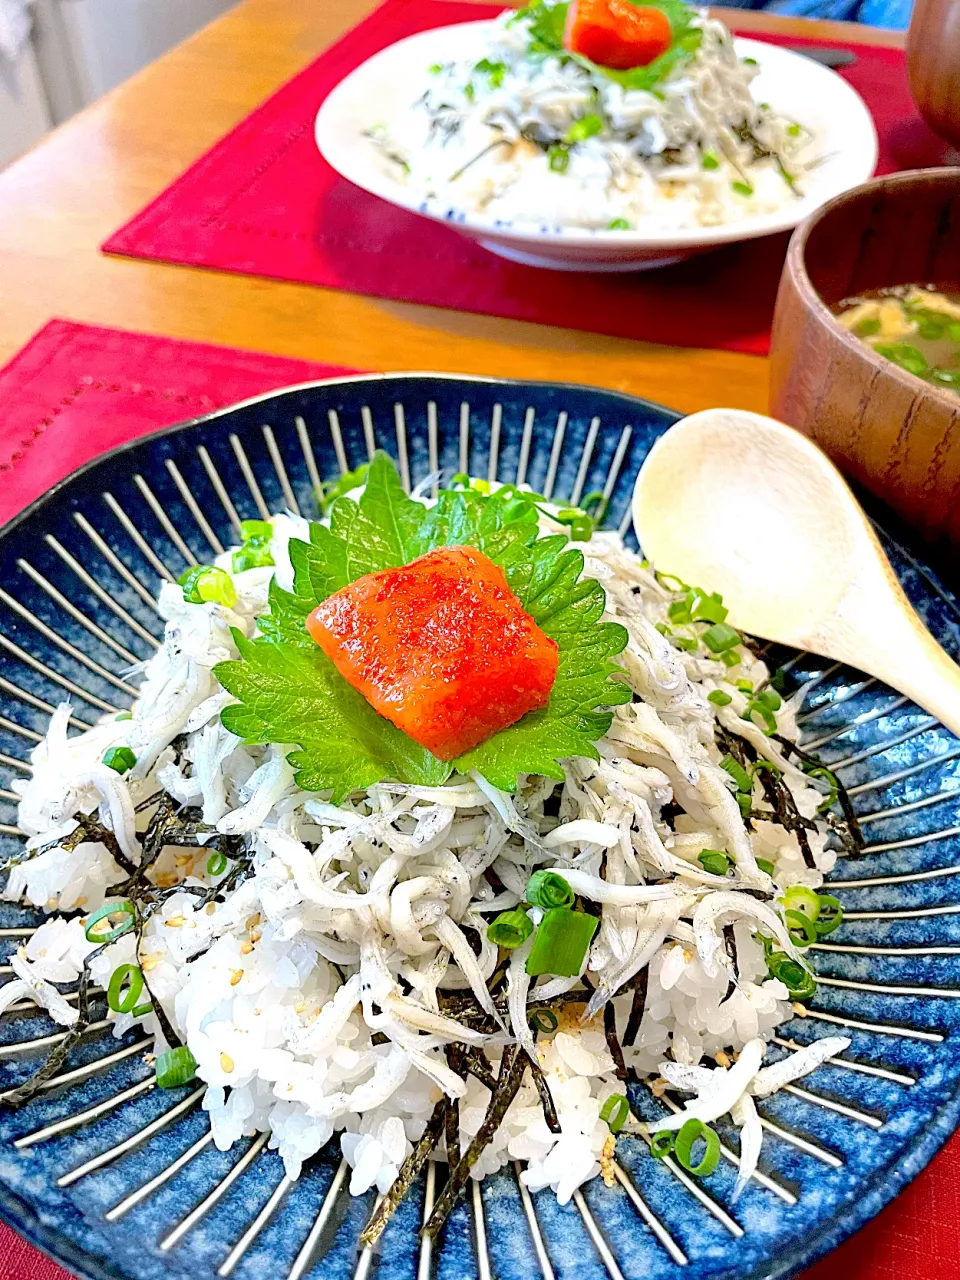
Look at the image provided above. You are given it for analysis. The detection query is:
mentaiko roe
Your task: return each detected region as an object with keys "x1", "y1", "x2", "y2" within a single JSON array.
[{"x1": 306, "y1": 546, "x2": 559, "y2": 760}]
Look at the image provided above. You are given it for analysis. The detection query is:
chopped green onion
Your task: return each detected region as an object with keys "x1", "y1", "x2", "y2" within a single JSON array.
[
  {"x1": 428, "y1": 63, "x2": 443, "y2": 74},
  {"x1": 580, "y1": 491, "x2": 608, "y2": 520},
  {"x1": 732, "y1": 181, "x2": 754, "y2": 197},
  {"x1": 181, "y1": 565, "x2": 238, "y2": 607},
  {"x1": 155, "y1": 1046, "x2": 198, "y2": 1089},
  {"x1": 674, "y1": 1118, "x2": 721, "y2": 1176},
  {"x1": 103, "y1": 746, "x2": 136, "y2": 775},
  {"x1": 548, "y1": 144, "x2": 569, "y2": 173},
  {"x1": 132, "y1": 1001, "x2": 153, "y2": 1018},
  {"x1": 785, "y1": 907, "x2": 819, "y2": 947},
  {"x1": 708, "y1": 690, "x2": 732, "y2": 706},
  {"x1": 474, "y1": 57, "x2": 506, "y2": 87},
  {"x1": 751, "y1": 760, "x2": 782, "y2": 782},
  {"x1": 600, "y1": 1093, "x2": 630, "y2": 1133},
  {"x1": 698, "y1": 849, "x2": 732, "y2": 876},
  {"x1": 448, "y1": 472, "x2": 470, "y2": 489},
  {"x1": 464, "y1": 82, "x2": 475, "y2": 102},
  {"x1": 608, "y1": 218, "x2": 630, "y2": 230},
  {"x1": 805, "y1": 765, "x2": 839, "y2": 812},
  {"x1": 701, "y1": 151, "x2": 719, "y2": 170},
  {"x1": 783, "y1": 885, "x2": 821, "y2": 921},
  {"x1": 84, "y1": 900, "x2": 136, "y2": 944},
  {"x1": 767, "y1": 952, "x2": 817, "y2": 1000},
  {"x1": 735, "y1": 679, "x2": 753, "y2": 693},
  {"x1": 755, "y1": 689, "x2": 782, "y2": 711},
  {"x1": 720, "y1": 648, "x2": 742, "y2": 667},
  {"x1": 875, "y1": 343, "x2": 929, "y2": 378},
  {"x1": 813, "y1": 893, "x2": 843, "y2": 937},
  {"x1": 239, "y1": 519, "x2": 272, "y2": 542},
  {"x1": 672, "y1": 635, "x2": 699, "y2": 652},
  {"x1": 932, "y1": 368, "x2": 960, "y2": 387},
  {"x1": 744, "y1": 697, "x2": 778, "y2": 732},
  {"x1": 742, "y1": 56, "x2": 758, "y2": 65},
  {"x1": 549, "y1": 507, "x2": 594, "y2": 540},
  {"x1": 207, "y1": 852, "x2": 229, "y2": 877},
  {"x1": 526, "y1": 870, "x2": 575, "y2": 910},
  {"x1": 115, "y1": 711, "x2": 133, "y2": 721},
  {"x1": 565, "y1": 113, "x2": 604, "y2": 144},
  {"x1": 488, "y1": 907, "x2": 533, "y2": 950},
  {"x1": 526, "y1": 907, "x2": 599, "y2": 978},
  {"x1": 692, "y1": 591, "x2": 728, "y2": 624},
  {"x1": 787, "y1": 122, "x2": 802, "y2": 136},
  {"x1": 650, "y1": 1130, "x2": 675, "y2": 1159},
  {"x1": 317, "y1": 463, "x2": 369, "y2": 513},
  {"x1": 855, "y1": 316, "x2": 881, "y2": 337},
  {"x1": 720, "y1": 754, "x2": 752, "y2": 794},
  {"x1": 702, "y1": 622, "x2": 741, "y2": 653},
  {"x1": 656, "y1": 573, "x2": 688, "y2": 592},
  {"x1": 107, "y1": 964, "x2": 145, "y2": 1015},
  {"x1": 529, "y1": 1008, "x2": 559, "y2": 1034},
  {"x1": 756, "y1": 857, "x2": 776, "y2": 876}
]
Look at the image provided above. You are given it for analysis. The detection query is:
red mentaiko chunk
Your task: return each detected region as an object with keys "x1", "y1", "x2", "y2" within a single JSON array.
[{"x1": 306, "y1": 546, "x2": 559, "y2": 760}]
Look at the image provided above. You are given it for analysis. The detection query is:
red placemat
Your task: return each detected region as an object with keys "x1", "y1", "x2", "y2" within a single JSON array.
[
  {"x1": 1, "y1": 318, "x2": 959, "y2": 1276},
  {"x1": 0, "y1": 320, "x2": 353, "y2": 528},
  {"x1": 102, "y1": 0, "x2": 954, "y2": 358}
]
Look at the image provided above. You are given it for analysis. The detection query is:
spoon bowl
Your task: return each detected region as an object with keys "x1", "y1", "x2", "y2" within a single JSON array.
[{"x1": 632, "y1": 408, "x2": 960, "y2": 737}]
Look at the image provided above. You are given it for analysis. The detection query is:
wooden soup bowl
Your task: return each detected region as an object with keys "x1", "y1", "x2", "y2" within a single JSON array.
[{"x1": 770, "y1": 167, "x2": 960, "y2": 544}]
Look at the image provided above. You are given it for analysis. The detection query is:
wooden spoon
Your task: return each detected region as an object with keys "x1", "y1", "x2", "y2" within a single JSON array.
[{"x1": 632, "y1": 408, "x2": 960, "y2": 737}]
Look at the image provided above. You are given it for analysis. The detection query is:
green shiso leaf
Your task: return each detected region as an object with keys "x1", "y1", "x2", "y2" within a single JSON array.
[
  {"x1": 214, "y1": 452, "x2": 629, "y2": 799},
  {"x1": 511, "y1": 0, "x2": 702, "y2": 93}
]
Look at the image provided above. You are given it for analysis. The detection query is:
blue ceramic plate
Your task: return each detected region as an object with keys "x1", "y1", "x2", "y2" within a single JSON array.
[{"x1": 1, "y1": 374, "x2": 959, "y2": 1280}]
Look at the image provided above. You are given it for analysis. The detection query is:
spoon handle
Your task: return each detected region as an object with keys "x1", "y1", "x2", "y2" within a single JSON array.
[{"x1": 851, "y1": 594, "x2": 960, "y2": 741}]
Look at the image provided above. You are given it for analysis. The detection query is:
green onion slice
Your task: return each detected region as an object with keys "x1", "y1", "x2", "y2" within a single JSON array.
[
  {"x1": 84, "y1": 901, "x2": 136, "y2": 944},
  {"x1": 600, "y1": 1093, "x2": 630, "y2": 1134},
  {"x1": 155, "y1": 1046, "x2": 198, "y2": 1089},
  {"x1": 107, "y1": 963, "x2": 145, "y2": 1014},
  {"x1": 650, "y1": 1130, "x2": 676, "y2": 1159},
  {"x1": 181, "y1": 565, "x2": 237, "y2": 607},
  {"x1": 526, "y1": 907, "x2": 599, "y2": 978},
  {"x1": 813, "y1": 893, "x2": 844, "y2": 937},
  {"x1": 698, "y1": 849, "x2": 732, "y2": 876},
  {"x1": 103, "y1": 745, "x2": 136, "y2": 775},
  {"x1": 755, "y1": 857, "x2": 776, "y2": 877},
  {"x1": 767, "y1": 952, "x2": 817, "y2": 999},
  {"x1": 720, "y1": 754, "x2": 752, "y2": 794},
  {"x1": 207, "y1": 852, "x2": 228, "y2": 878},
  {"x1": 529, "y1": 1008, "x2": 559, "y2": 1034},
  {"x1": 526, "y1": 870, "x2": 575, "y2": 910},
  {"x1": 784, "y1": 908, "x2": 819, "y2": 947},
  {"x1": 674, "y1": 1118, "x2": 721, "y2": 1176},
  {"x1": 702, "y1": 622, "x2": 741, "y2": 653},
  {"x1": 487, "y1": 907, "x2": 533, "y2": 950},
  {"x1": 782, "y1": 885, "x2": 821, "y2": 921}
]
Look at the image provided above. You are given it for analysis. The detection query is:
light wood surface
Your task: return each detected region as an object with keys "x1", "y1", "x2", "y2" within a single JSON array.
[{"x1": 0, "y1": 0, "x2": 904, "y2": 414}]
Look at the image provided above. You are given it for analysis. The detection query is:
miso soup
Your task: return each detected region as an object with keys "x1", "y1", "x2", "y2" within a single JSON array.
[{"x1": 835, "y1": 285, "x2": 960, "y2": 395}]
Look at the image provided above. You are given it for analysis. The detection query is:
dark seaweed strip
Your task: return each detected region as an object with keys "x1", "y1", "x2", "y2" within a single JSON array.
[
  {"x1": 581, "y1": 974, "x2": 628, "y2": 1081},
  {"x1": 1, "y1": 941, "x2": 109, "y2": 1109},
  {"x1": 463, "y1": 1047, "x2": 497, "y2": 1092},
  {"x1": 526, "y1": 1051, "x2": 561, "y2": 1133},
  {"x1": 422, "y1": 1045, "x2": 527, "y2": 1240},
  {"x1": 445, "y1": 1045, "x2": 465, "y2": 1167},
  {"x1": 360, "y1": 1097, "x2": 447, "y2": 1249},
  {"x1": 134, "y1": 791, "x2": 163, "y2": 815},
  {"x1": 773, "y1": 733, "x2": 865, "y2": 855},
  {"x1": 2, "y1": 818, "x2": 137, "y2": 877},
  {"x1": 623, "y1": 969, "x2": 648, "y2": 1047},
  {"x1": 603, "y1": 1001, "x2": 628, "y2": 1081}
]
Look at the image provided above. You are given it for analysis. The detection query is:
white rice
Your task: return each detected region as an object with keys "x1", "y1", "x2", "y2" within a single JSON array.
[
  {"x1": 371, "y1": 8, "x2": 812, "y2": 232},
  {"x1": 9, "y1": 492, "x2": 849, "y2": 1207}
]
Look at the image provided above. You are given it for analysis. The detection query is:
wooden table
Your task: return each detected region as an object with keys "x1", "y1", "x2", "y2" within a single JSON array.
[{"x1": 0, "y1": 0, "x2": 902, "y2": 414}]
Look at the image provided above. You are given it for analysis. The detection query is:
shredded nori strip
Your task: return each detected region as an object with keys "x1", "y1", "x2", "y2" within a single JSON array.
[
  {"x1": 773, "y1": 733, "x2": 864, "y2": 855},
  {"x1": 525, "y1": 1050, "x2": 561, "y2": 1133},
  {"x1": 360, "y1": 1097, "x2": 447, "y2": 1248},
  {"x1": 623, "y1": 969, "x2": 648, "y2": 1048},
  {"x1": 422, "y1": 1044, "x2": 527, "y2": 1239},
  {"x1": 462, "y1": 1046, "x2": 497, "y2": 1092},
  {"x1": 1, "y1": 942, "x2": 111, "y2": 1108}
]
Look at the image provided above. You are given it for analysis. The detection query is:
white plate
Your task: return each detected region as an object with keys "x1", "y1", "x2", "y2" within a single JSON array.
[{"x1": 315, "y1": 21, "x2": 879, "y2": 272}]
